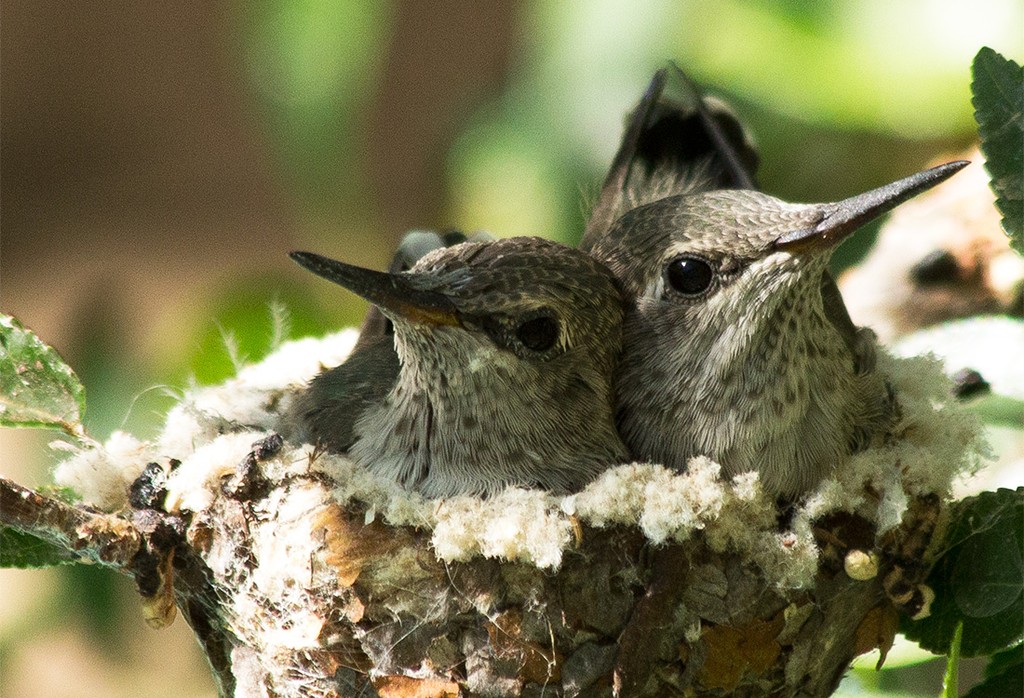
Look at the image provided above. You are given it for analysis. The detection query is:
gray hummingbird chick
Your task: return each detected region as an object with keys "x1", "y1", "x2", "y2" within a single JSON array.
[
  {"x1": 585, "y1": 161, "x2": 968, "y2": 497},
  {"x1": 288, "y1": 237, "x2": 629, "y2": 497}
]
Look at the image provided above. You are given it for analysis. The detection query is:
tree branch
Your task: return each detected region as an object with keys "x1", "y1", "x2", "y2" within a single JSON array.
[{"x1": 0, "y1": 476, "x2": 141, "y2": 569}]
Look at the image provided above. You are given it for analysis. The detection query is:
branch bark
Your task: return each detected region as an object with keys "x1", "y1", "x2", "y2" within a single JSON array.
[{"x1": 1, "y1": 476, "x2": 140, "y2": 568}]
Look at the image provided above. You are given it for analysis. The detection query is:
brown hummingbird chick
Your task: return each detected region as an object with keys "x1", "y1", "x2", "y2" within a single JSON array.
[
  {"x1": 585, "y1": 139, "x2": 966, "y2": 497},
  {"x1": 286, "y1": 237, "x2": 630, "y2": 498}
]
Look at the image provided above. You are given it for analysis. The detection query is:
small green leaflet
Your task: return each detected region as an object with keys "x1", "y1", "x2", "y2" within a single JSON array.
[
  {"x1": 0, "y1": 314, "x2": 86, "y2": 436},
  {"x1": 971, "y1": 47, "x2": 1023, "y2": 252}
]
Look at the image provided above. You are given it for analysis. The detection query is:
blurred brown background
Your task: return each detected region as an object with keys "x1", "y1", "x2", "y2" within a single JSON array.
[
  {"x1": 1, "y1": 1, "x2": 1019, "y2": 695},
  {"x1": 3, "y1": 1, "x2": 521, "y2": 393}
]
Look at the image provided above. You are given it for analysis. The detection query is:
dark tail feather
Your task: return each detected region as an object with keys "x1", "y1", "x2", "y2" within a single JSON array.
[{"x1": 580, "y1": 62, "x2": 759, "y2": 250}]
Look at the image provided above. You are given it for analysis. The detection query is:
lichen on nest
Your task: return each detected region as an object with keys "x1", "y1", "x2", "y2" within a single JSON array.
[{"x1": 54, "y1": 328, "x2": 988, "y2": 589}]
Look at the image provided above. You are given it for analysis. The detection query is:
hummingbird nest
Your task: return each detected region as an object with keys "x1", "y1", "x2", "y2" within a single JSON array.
[{"x1": 53, "y1": 328, "x2": 987, "y2": 697}]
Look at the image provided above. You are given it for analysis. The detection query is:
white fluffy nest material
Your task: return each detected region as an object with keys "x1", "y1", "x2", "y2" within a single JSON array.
[{"x1": 55, "y1": 328, "x2": 987, "y2": 590}]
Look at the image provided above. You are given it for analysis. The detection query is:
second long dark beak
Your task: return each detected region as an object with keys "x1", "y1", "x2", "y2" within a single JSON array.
[
  {"x1": 774, "y1": 160, "x2": 969, "y2": 253},
  {"x1": 290, "y1": 251, "x2": 461, "y2": 327}
]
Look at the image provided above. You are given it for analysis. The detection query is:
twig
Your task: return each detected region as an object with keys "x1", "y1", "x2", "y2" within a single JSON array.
[{"x1": 0, "y1": 476, "x2": 141, "y2": 569}]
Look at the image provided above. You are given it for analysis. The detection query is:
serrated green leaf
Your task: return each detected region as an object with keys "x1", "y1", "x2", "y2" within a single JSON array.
[
  {"x1": 941, "y1": 622, "x2": 962, "y2": 698},
  {"x1": 964, "y1": 644, "x2": 1024, "y2": 698},
  {"x1": 0, "y1": 526, "x2": 76, "y2": 568},
  {"x1": 952, "y1": 516, "x2": 1023, "y2": 617},
  {"x1": 971, "y1": 47, "x2": 1024, "y2": 252},
  {"x1": 0, "y1": 314, "x2": 86, "y2": 436},
  {"x1": 902, "y1": 488, "x2": 1024, "y2": 656}
]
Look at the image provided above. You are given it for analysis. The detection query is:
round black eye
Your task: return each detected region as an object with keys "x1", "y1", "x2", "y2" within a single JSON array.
[
  {"x1": 665, "y1": 256, "x2": 714, "y2": 295},
  {"x1": 516, "y1": 316, "x2": 559, "y2": 352}
]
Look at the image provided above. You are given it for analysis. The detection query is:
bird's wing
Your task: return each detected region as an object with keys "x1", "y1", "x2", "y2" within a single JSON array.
[{"x1": 287, "y1": 335, "x2": 401, "y2": 454}]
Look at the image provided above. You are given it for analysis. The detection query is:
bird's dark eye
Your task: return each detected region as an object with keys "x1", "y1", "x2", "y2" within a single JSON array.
[
  {"x1": 516, "y1": 316, "x2": 559, "y2": 352},
  {"x1": 665, "y1": 256, "x2": 714, "y2": 295}
]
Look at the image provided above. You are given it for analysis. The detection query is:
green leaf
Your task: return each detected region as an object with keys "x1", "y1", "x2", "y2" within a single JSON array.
[
  {"x1": 0, "y1": 526, "x2": 76, "y2": 568},
  {"x1": 971, "y1": 47, "x2": 1024, "y2": 252},
  {"x1": 941, "y1": 622, "x2": 962, "y2": 698},
  {"x1": 952, "y1": 515, "x2": 1023, "y2": 617},
  {"x1": 0, "y1": 314, "x2": 86, "y2": 436},
  {"x1": 965, "y1": 644, "x2": 1024, "y2": 698},
  {"x1": 902, "y1": 488, "x2": 1024, "y2": 657}
]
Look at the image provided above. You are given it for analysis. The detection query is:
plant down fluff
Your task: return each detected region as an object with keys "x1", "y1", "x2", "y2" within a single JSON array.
[{"x1": 55, "y1": 327, "x2": 986, "y2": 587}]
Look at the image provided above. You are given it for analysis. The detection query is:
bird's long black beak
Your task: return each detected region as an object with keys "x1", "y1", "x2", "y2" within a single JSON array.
[
  {"x1": 290, "y1": 251, "x2": 461, "y2": 327},
  {"x1": 774, "y1": 160, "x2": 969, "y2": 252}
]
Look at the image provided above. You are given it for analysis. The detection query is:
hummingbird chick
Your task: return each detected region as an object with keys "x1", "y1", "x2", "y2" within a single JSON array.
[
  {"x1": 585, "y1": 161, "x2": 967, "y2": 497},
  {"x1": 287, "y1": 237, "x2": 629, "y2": 497}
]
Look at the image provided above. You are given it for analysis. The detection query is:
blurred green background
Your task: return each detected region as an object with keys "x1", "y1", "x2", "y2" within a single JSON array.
[{"x1": 1, "y1": 1, "x2": 1020, "y2": 695}]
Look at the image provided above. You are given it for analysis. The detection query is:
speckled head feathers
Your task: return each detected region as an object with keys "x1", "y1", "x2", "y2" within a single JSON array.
[
  {"x1": 290, "y1": 236, "x2": 630, "y2": 497},
  {"x1": 587, "y1": 162, "x2": 968, "y2": 496}
]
